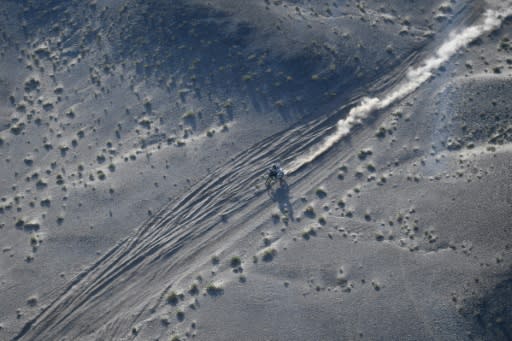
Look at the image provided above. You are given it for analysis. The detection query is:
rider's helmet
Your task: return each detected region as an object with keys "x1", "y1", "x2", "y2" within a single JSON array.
[{"x1": 272, "y1": 164, "x2": 278, "y2": 170}]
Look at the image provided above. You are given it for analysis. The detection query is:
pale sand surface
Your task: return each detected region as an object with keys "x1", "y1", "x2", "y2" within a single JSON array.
[{"x1": 0, "y1": 1, "x2": 511, "y2": 340}]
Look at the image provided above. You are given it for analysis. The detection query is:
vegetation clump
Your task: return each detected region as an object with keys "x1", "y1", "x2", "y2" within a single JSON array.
[
  {"x1": 302, "y1": 226, "x2": 316, "y2": 239},
  {"x1": 375, "y1": 126, "x2": 387, "y2": 138},
  {"x1": 206, "y1": 282, "x2": 224, "y2": 296},
  {"x1": 166, "y1": 291, "x2": 179, "y2": 305},
  {"x1": 262, "y1": 248, "x2": 277, "y2": 262},
  {"x1": 315, "y1": 188, "x2": 327, "y2": 198},
  {"x1": 358, "y1": 148, "x2": 372, "y2": 160},
  {"x1": 176, "y1": 310, "x2": 185, "y2": 322},
  {"x1": 97, "y1": 170, "x2": 106, "y2": 180},
  {"x1": 303, "y1": 205, "x2": 315, "y2": 218},
  {"x1": 27, "y1": 295, "x2": 38, "y2": 306},
  {"x1": 230, "y1": 256, "x2": 241, "y2": 268},
  {"x1": 188, "y1": 283, "x2": 199, "y2": 296}
]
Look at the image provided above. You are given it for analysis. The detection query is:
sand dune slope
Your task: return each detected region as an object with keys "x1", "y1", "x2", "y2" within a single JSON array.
[{"x1": 1, "y1": 0, "x2": 511, "y2": 340}]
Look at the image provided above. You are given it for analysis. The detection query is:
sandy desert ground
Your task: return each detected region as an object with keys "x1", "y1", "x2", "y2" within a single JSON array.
[{"x1": 1, "y1": 0, "x2": 511, "y2": 340}]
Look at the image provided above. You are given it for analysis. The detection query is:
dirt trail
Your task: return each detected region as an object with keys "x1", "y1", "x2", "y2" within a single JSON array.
[{"x1": 12, "y1": 3, "x2": 494, "y2": 339}]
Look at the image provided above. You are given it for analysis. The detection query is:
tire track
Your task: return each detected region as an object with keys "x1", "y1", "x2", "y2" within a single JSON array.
[
  {"x1": 13, "y1": 5, "x2": 486, "y2": 337},
  {"x1": 13, "y1": 106, "x2": 342, "y2": 340}
]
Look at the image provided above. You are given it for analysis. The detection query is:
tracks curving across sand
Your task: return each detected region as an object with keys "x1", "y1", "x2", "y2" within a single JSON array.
[{"x1": 10, "y1": 2, "x2": 512, "y2": 340}]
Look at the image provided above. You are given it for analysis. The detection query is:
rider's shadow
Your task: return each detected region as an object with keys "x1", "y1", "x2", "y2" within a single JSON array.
[{"x1": 270, "y1": 182, "x2": 294, "y2": 222}]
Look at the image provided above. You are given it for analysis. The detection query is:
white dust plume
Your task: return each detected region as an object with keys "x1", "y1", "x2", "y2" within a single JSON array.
[{"x1": 287, "y1": 8, "x2": 512, "y2": 174}]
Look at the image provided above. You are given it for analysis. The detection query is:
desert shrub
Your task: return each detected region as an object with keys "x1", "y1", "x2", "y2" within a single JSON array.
[
  {"x1": 302, "y1": 227, "x2": 316, "y2": 239},
  {"x1": 206, "y1": 283, "x2": 223, "y2": 296},
  {"x1": 358, "y1": 149, "x2": 372, "y2": 160},
  {"x1": 230, "y1": 256, "x2": 241, "y2": 268},
  {"x1": 262, "y1": 248, "x2": 276, "y2": 262},
  {"x1": 166, "y1": 291, "x2": 179, "y2": 305},
  {"x1": 375, "y1": 126, "x2": 387, "y2": 138},
  {"x1": 315, "y1": 188, "x2": 327, "y2": 198},
  {"x1": 303, "y1": 205, "x2": 315, "y2": 218},
  {"x1": 97, "y1": 170, "x2": 106, "y2": 180},
  {"x1": 337, "y1": 199, "x2": 345, "y2": 208},
  {"x1": 27, "y1": 295, "x2": 38, "y2": 306},
  {"x1": 188, "y1": 283, "x2": 199, "y2": 296}
]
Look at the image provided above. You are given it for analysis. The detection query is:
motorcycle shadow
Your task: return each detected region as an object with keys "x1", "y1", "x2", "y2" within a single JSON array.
[{"x1": 267, "y1": 180, "x2": 294, "y2": 222}]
